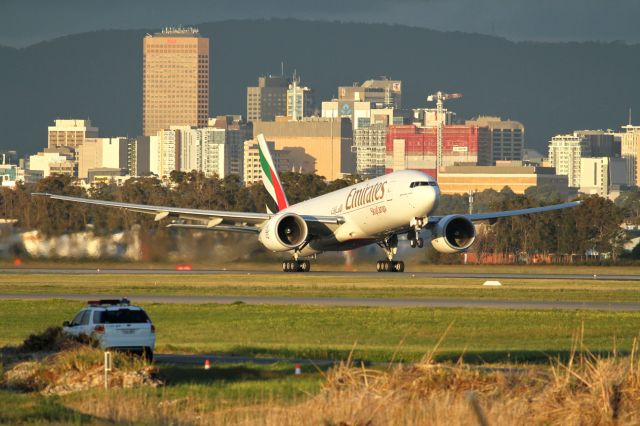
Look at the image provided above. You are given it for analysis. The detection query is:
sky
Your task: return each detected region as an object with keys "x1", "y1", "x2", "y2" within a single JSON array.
[{"x1": 1, "y1": 0, "x2": 639, "y2": 47}]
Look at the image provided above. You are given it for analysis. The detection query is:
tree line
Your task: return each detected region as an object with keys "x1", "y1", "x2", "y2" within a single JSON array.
[{"x1": 0, "y1": 173, "x2": 638, "y2": 263}]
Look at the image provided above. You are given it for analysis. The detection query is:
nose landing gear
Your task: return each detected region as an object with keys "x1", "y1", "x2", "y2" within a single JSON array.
[{"x1": 408, "y1": 229, "x2": 424, "y2": 248}]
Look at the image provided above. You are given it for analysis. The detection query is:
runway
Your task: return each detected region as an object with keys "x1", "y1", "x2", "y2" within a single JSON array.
[
  {"x1": 1, "y1": 292, "x2": 639, "y2": 311},
  {"x1": 1, "y1": 268, "x2": 640, "y2": 281}
]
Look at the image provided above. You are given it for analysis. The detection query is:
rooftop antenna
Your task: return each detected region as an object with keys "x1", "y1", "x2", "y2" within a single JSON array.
[
  {"x1": 281, "y1": 61, "x2": 284, "y2": 77},
  {"x1": 629, "y1": 108, "x2": 633, "y2": 126}
]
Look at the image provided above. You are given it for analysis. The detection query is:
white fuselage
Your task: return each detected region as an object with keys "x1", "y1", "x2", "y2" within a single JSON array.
[{"x1": 280, "y1": 170, "x2": 440, "y2": 255}]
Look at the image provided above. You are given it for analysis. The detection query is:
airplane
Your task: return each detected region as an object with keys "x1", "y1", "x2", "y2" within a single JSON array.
[{"x1": 35, "y1": 134, "x2": 580, "y2": 273}]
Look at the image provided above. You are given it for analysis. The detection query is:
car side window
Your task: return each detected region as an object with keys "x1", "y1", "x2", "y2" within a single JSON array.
[
  {"x1": 70, "y1": 311, "x2": 85, "y2": 326},
  {"x1": 80, "y1": 310, "x2": 91, "y2": 325}
]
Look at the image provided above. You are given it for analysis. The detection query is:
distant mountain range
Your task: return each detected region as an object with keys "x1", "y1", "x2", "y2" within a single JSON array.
[{"x1": 1, "y1": 19, "x2": 639, "y2": 156}]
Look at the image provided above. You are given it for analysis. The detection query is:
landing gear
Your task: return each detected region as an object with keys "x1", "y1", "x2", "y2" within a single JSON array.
[
  {"x1": 376, "y1": 234, "x2": 405, "y2": 273},
  {"x1": 407, "y1": 229, "x2": 424, "y2": 248},
  {"x1": 282, "y1": 259, "x2": 311, "y2": 272},
  {"x1": 376, "y1": 260, "x2": 404, "y2": 272}
]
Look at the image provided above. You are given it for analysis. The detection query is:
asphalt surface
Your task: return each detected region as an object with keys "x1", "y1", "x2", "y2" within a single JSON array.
[
  {"x1": 1, "y1": 292, "x2": 639, "y2": 311},
  {"x1": 1, "y1": 268, "x2": 640, "y2": 281}
]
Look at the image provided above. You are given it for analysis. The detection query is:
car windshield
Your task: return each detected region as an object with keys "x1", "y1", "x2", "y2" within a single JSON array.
[{"x1": 94, "y1": 309, "x2": 150, "y2": 324}]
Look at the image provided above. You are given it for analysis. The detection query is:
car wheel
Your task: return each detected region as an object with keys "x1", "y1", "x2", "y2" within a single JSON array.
[{"x1": 143, "y1": 347, "x2": 154, "y2": 363}]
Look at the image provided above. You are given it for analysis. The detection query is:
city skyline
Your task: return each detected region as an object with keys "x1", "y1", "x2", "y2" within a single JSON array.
[{"x1": 0, "y1": 19, "x2": 638, "y2": 156}]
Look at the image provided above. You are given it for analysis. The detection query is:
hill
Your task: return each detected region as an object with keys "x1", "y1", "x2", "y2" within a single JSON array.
[{"x1": 1, "y1": 19, "x2": 639, "y2": 155}]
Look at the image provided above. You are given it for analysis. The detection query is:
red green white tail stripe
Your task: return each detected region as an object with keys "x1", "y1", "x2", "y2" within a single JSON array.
[{"x1": 257, "y1": 134, "x2": 289, "y2": 212}]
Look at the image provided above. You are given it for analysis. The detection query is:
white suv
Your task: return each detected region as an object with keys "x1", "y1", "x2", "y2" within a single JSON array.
[{"x1": 63, "y1": 299, "x2": 156, "y2": 361}]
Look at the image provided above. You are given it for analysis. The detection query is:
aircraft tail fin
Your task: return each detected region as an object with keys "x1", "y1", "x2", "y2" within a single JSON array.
[{"x1": 257, "y1": 134, "x2": 289, "y2": 212}]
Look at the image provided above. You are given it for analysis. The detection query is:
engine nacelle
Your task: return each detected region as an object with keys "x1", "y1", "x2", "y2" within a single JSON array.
[
  {"x1": 430, "y1": 215, "x2": 476, "y2": 254},
  {"x1": 258, "y1": 212, "x2": 309, "y2": 252}
]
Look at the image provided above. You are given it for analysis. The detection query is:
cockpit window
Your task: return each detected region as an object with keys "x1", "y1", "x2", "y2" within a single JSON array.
[{"x1": 410, "y1": 181, "x2": 437, "y2": 188}]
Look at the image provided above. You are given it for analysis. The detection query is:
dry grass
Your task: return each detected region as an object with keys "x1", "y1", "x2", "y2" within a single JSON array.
[
  {"x1": 2, "y1": 334, "x2": 160, "y2": 395},
  {"x1": 66, "y1": 333, "x2": 640, "y2": 425}
]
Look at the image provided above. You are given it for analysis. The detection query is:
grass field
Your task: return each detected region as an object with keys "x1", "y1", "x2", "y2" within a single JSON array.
[
  {"x1": 2, "y1": 267, "x2": 640, "y2": 425},
  {"x1": 1, "y1": 299, "x2": 639, "y2": 363},
  {"x1": 2, "y1": 273, "x2": 640, "y2": 304}
]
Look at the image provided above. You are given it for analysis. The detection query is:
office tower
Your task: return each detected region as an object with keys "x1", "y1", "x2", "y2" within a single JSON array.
[
  {"x1": 143, "y1": 27, "x2": 209, "y2": 136},
  {"x1": 246, "y1": 75, "x2": 290, "y2": 122},
  {"x1": 466, "y1": 116, "x2": 525, "y2": 162}
]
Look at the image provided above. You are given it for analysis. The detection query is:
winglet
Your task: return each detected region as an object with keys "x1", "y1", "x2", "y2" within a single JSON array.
[{"x1": 257, "y1": 134, "x2": 289, "y2": 212}]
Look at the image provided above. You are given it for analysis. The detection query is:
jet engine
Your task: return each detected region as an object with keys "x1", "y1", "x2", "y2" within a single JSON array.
[
  {"x1": 430, "y1": 215, "x2": 476, "y2": 254},
  {"x1": 258, "y1": 212, "x2": 309, "y2": 252}
]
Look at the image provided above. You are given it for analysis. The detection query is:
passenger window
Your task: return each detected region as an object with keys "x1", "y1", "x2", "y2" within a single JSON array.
[
  {"x1": 80, "y1": 310, "x2": 91, "y2": 325},
  {"x1": 93, "y1": 311, "x2": 103, "y2": 324}
]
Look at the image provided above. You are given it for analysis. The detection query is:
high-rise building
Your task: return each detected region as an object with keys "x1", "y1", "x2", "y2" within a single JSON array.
[
  {"x1": 253, "y1": 117, "x2": 355, "y2": 181},
  {"x1": 620, "y1": 125, "x2": 640, "y2": 186},
  {"x1": 142, "y1": 27, "x2": 209, "y2": 136},
  {"x1": 579, "y1": 157, "x2": 629, "y2": 198},
  {"x1": 286, "y1": 75, "x2": 315, "y2": 120},
  {"x1": 127, "y1": 136, "x2": 151, "y2": 177},
  {"x1": 353, "y1": 123, "x2": 388, "y2": 178},
  {"x1": 574, "y1": 130, "x2": 621, "y2": 158},
  {"x1": 199, "y1": 127, "x2": 227, "y2": 177},
  {"x1": 153, "y1": 128, "x2": 180, "y2": 178},
  {"x1": 338, "y1": 78, "x2": 401, "y2": 109},
  {"x1": 385, "y1": 124, "x2": 492, "y2": 178},
  {"x1": 466, "y1": 116, "x2": 525, "y2": 163},
  {"x1": 246, "y1": 75, "x2": 290, "y2": 123},
  {"x1": 548, "y1": 133, "x2": 591, "y2": 188},
  {"x1": 48, "y1": 119, "x2": 99, "y2": 151},
  {"x1": 210, "y1": 115, "x2": 253, "y2": 177}
]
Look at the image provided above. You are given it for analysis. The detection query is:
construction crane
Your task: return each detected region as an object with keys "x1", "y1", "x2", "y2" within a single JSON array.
[{"x1": 426, "y1": 91, "x2": 463, "y2": 174}]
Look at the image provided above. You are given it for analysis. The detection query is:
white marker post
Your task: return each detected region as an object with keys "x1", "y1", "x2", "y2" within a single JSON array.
[{"x1": 104, "y1": 351, "x2": 112, "y2": 390}]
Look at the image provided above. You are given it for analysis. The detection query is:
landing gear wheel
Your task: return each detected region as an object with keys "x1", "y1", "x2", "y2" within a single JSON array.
[
  {"x1": 299, "y1": 260, "x2": 311, "y2": 272},
  {"x1": 410, "y1": 239, "x2": 417, "y2": 248},
  {"x1": 376, "y1": 260, "x2": 405, "y2": 272},
  {"x1": 283, "y1": 259, "x2": 311, "y2": 272},
  {"x1": 417, "y1": 238, "x2": 424, "y2": 248},
  {"x1": 393, "y1": 261, "x2": 405, "y2": 272}
]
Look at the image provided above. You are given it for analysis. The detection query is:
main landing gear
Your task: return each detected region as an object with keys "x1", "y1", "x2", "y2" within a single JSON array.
[
  {"x1": 282, "y1": 259, "x2": 311, "y2": 272},
  {"x1": 376, "y1": 260, "x2": 404, "y2": 272},
  {"x1": 376, "y1": 234, "x2": 404, "y2": 273}
]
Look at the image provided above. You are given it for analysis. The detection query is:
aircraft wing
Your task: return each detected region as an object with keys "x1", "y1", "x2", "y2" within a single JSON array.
[
  {"x1": 429, "y1": 201, "x2": 581, "y2": 224},
  {"x1": 32, "y1": 193, "x2": 343, "y2": 232}
]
